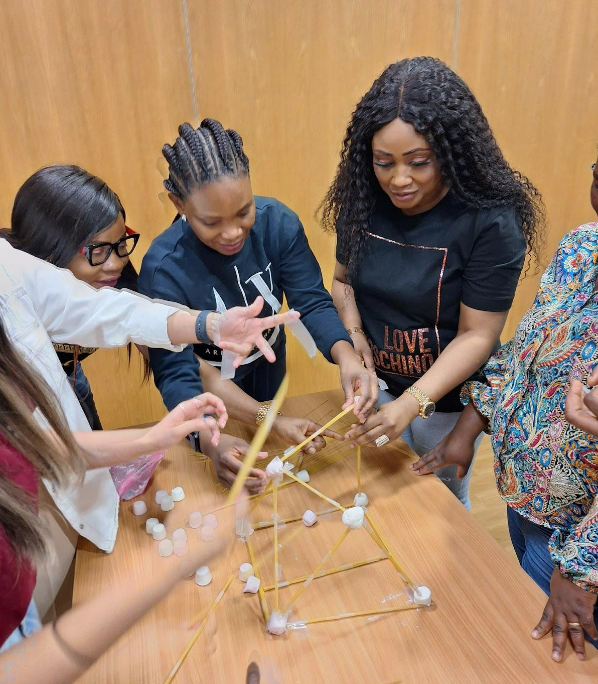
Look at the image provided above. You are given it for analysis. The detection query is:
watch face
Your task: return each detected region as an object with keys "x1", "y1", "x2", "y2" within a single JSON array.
[{"x1": 422, "y1": 402, "x2": 436, "y2": 419}]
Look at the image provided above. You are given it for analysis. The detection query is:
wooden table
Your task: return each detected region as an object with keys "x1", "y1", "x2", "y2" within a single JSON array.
[{"x1": 74, "y1": 390, "x2": 597, "y2": 683}]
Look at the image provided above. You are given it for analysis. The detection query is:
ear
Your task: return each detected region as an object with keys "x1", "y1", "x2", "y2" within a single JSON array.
[{"x1": 168, "y1": 192, "x2": 185, "y2": 216}]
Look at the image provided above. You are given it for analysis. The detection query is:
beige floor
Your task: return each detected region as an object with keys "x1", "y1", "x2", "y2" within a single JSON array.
[{"x1": 469, "y1": 435, "x2": 515, "y2": 558}]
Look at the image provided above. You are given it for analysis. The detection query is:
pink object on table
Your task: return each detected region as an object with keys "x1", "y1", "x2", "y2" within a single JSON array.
[{"x1": 109, "y1": 451, "x2": 165, "y2": 500}]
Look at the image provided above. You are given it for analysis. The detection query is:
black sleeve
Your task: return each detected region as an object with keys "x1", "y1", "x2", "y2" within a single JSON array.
[{"x1": 461, "y1": 208, "x2": 526, "y2": 312}]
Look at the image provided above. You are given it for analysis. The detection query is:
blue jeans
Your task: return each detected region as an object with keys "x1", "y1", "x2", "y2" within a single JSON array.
[
  {"x1": 73, "y1": 363, "x2": 102, "y2": 430},
  {"x1": 377, "y1": 389, "x2": 482, "y2": 509},
  {"x1": 507, "y1": 507, "x2": 598, "y2": 647},
  {"x1": 0, "y1": 600, "x2": 41, "y2": 652}
]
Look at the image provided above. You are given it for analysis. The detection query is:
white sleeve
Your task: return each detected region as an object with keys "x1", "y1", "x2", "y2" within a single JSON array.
[{"x1": 18, "y1": 247, "x2": 189, "y2": 351}]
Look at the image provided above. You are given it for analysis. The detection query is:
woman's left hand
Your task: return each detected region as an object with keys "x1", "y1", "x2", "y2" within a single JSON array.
[
  {"x1": 344, "y1": 396, "x2": 418, "y2": 446},
  {"x1": 565, "y1": 378, "x2": 598, "y2": 435},
  {"x1": 338, "y1": 354, "x2": 378, "y2": 421},
  {"x1": 532, "y1": 568, "x2": 598, "y2": 662},
  {"x1": 143, "y1": 393, "x2": 228, "y2": 451}
]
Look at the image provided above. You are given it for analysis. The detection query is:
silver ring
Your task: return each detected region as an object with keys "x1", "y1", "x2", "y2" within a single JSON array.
[{"x1": 375, "y1": 434, "x2": 390, "y2": 448}]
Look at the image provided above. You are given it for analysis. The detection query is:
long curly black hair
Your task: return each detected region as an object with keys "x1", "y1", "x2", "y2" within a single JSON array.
[{"x1": 321, "y1": 57, "x2": 545, "y2": 283}]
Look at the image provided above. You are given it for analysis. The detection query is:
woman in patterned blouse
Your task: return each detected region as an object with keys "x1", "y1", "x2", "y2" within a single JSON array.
[{"x1": 411, "y1": 158, "x2": 598, "y2": 663}]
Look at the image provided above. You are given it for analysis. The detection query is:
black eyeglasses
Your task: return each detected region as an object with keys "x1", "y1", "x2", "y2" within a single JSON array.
[{"x1": 79, "y1": 227, "x2": 140, "y2": 266}]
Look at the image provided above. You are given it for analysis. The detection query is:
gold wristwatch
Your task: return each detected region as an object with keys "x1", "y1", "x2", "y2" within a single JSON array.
[
  {"x1": 404, "y1": 386, "x2": 435, "y2": 419},
  {"x1": 255, "y1": 402, "x2": 281, "y2": 427}
]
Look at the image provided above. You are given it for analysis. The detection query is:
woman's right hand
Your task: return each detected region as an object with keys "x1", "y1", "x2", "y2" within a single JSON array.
[
  {"x1": 349, "y1": 331, "x2": 375, "y2": 373},
  {"x1": 201, "y1": 433, "x2": 267, "y2": 494},
  {"x1": 410, "y1": 429, "x2": 476, "y2": 479}
]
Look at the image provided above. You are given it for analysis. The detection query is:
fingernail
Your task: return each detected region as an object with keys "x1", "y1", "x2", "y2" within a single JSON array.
[
  {"x1": 552, "y1": 651, "x2": 560, "y2": 661},
  {"x1": 531, "y1": 630, "x2": 538, "y2": 638},
  {"x1": 577, "y1": 653, "x2": 585, "y2": 660}
]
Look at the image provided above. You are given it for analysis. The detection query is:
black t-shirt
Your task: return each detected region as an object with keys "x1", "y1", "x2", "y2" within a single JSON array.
[{"x1": 338, "y1": 192, "x2": 526, "y2": 412}]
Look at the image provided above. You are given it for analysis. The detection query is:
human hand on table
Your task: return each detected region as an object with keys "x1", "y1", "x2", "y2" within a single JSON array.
[
  {"x1": 273, "y1": 415, "x2": 342, "y2": 454},
  {"x1": 532, "y1": 568, "x2": 598, "y2": 662},
  {"x1": 565, "y1": 369, "x2": 598, "y2": 435},
  {"x1": 142, "y1": 393, "x2": 228, "y2": 452},
  {"x1": 410, "y1": 428, "x2": 476, "y2": 479},
  {"x1": 210, "y1": 296, "x2": 300, "y2": 368},
  {"x1": 200, "y1": 433, "x2": 267, "y2": 494},
  {"x1": 344, "y1": 395, "x2": 418, "y2": 446}
]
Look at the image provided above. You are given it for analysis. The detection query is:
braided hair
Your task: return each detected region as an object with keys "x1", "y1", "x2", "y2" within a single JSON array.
[
  {"x1": 162, "y1": 119, "x2": 249, "y2": 199},
  {"x1": 321, "y1": 56, "x2": 545, "y2": 283}
]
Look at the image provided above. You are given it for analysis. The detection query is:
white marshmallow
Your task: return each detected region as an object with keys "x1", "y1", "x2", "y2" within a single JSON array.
[
  {"x1": 145, "y1": 517, "x2": 159, "y2": 534},
  {"x1": 203, "y1": 513, "x2": 218, "y2": 529},
  {"x1": 188, "y1": 511, "x2": 203, "y2": 529},
  {"x1": 413, "y1": 585, "x2": 432, "y2": 606},
  {"x1": 235, "y1": 518, "x2": 254, "y2": 538},
  {"x1": 239, "y1": 562, "x2": 254, "y2": 582},
  {"x1": 266, "y1": 610, "x2": 288, "y2": 635},
  {"x1": 243, "y1": 575, "x2": 261, "y2": 594},
  {"x1": 152, "y1": 523, "x2": 167, "y2": 541},
  {"x1": 266, "y1": 456, "x2": 284, "y2": 478},
  {"x1": 173, "y1": 539, "x2": 188, "y2": 557},
  {"x1": 201, "y1": 525, "x2": 215, "y2": 542},
  {"x1": 353, "y1": 492, "x2": 369, "y2": 507},
  {"x1": 302, "y1": 510, "x2": 317, "y2": 527},
  {"x1": 341, "y1": 506, "x2": 364, "y2": 530},
  {"x1": 155, "y1": 489, "x2": 167, "y2": 504},
  {"x1": 296, "y1": 469, "x2": 310, "y2": 483},
  {"x1": 158, "y1": 539, "x2": 174, "y2": 557},
  {"x1": 172, "y1": 528, "x2": 187, "y2": 543},
  {"x1": 171, "y1": 486, "x2": 185, "y2": 502},
  {"x1": 195, "y1": 566, "x2": 212, "y2": 586},
  {"x1": 132, "y1": 500, "x2": 147, "y2": 516},
  {"x1": 283, "y1": 446, "x2": 296, "y2": 458},
  {"x1": 160, "y1": 495, "x2": 174, "y2": 512}
]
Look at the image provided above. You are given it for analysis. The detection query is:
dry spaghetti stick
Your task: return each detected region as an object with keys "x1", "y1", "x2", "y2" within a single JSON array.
[
  {"x1": 293, "y1": 602, "x2": 421, "y2": 626},
  {"x1": 263, "y1": 555, "x2": 386, "y2": 592},
  {"x1": 226, "y1": 374, "x2": 289, "y2": 504},
  {"x1": 284, "y1": 471, "x2": 346, "y2": 511},
  {"x1": 356, "y1": 444, "x2": 362, "y2": 493},
  {"x1": 283, "y1": 527, "x2": 351, "y2": 613},
  {"x1": 365, "y1": 513, "x2": 414, "y2": 588},
  {"x1": 253, "y1": 506, "x2": 338, "y2": 530},
  {"x1": 167, "y1": 575, "x2": 234, "y2": 683},
  {"x1": 273, "y1": 483, "x2": 280, "y2": 612},
  {"x1": 246, "y1": 535, "x2": 269, "y2": 623}
]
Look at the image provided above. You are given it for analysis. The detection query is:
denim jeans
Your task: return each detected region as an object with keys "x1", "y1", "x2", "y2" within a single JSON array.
[
  {"x1": 73, "y1": 363, "x2": 102, "y2": 430},
  {"x1": 507, "y1": 506, "x2": 598, "y2": 648},
  {"x1": 0, "y1": 600, "x2": 41, "y2": 652},
  {"x1": 377, "y1": 389, "x2": 482, "y2": 509}
]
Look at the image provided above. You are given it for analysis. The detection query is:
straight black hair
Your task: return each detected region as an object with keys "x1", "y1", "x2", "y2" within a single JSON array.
[{"x1": 3, "y1": 165, "x2": 125, "y2": 268}]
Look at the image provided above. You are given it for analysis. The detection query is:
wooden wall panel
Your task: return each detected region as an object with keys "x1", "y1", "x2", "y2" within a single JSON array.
[
  {"x1": 186, "y1": 0, "x2": 457, "y2": 397},
  {"x1": 0, "y1": 0, "x2": 195, "y2": 427},
  {"x1": 456, "y1": 0, "x2": 598, "y2": 338}
]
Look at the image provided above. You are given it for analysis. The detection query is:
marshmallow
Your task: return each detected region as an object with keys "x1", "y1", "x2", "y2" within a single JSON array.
[
  {"x1": 353, "y1": 492, "x2": 369, "y2": 507},
  {"x1": 266, "y1": 610, "x2": 288, "y2": 635},
  {"x1": 160, "y1": 495, "x2": 174, "y2": 512},
  {"x1": 239, "y1": 563, "x2": 254, "y2": 582},
  {"x1": 173, "y1": 539, "x2": 188, "y2": 557},
  {"x1": 302, "y1": 510, "x2": 317, "y2": 527},
  {"x1": 203, "y1": 513, "x2": 218, "y2": 529},
  {"x1": 171, "y1": 486, "x2": 185, "y2": 502},
  {"x1": 172, "y1": 528, "x2": 187, "y2": 543},
  {"x1": 341, "y1": 506, "x2": 364, "y2": 530},
  {"x1": 201, "y1": 525, "x2": 215, "y2": 542},
  {"x1": 413, "y1": 585, "x2": 432, "y2": 606},
  {"x1": 145, "y1": 517, "x2": 159, "y2": 534},
  {"x1": 266, "y1": 456, "x2": 294, "y2": 485},
  {"x1": 296, "y1": 470, "x2": 310, "y2": 483},
  {"x1": 283, "y1": 446, "x2": 296, "y2": 458},
  {"x1": 152, "y1": 523, "x2": 167, "y2": 541},
  {"x1": 188, "y1": 511, "x2": 203, "y2": 529},
  {"x1": 158, "y1": 539, "x2": 174, "y2": 557},
  {"x1": 235, "y1": 518, "x2": 254, "y2": 538},
  {"x1": 195, "y1": 566, "x2": 212, "y2": 586},
  {"x1": 243, "y1": 575, "x2": 261, "y2": 594},
  {"x1": 155, "y1": 489, "x2": 167, "y2": 504},
  {"x1": 132, "y1": 500, "x2": 147, "y2": 516}
]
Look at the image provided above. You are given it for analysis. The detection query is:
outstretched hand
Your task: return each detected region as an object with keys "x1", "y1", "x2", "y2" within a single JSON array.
[
  {"x1": 410, "y1": 429, "x2": 476, "y2": 480},
  {"x1": 565, "y1": 376, "x2": 598, "y2": 436},
  {"x1": 211, "y1": 296, "x2": 300, "y2": 367}
]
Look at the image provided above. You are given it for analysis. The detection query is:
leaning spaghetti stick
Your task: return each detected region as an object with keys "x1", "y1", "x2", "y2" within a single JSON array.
[
  {"x1": 283, "y1": 527, "x2": 351, "y2": 613},
  {"x1": 262, "y1": 555, "x2": 386, "y2": 592},
  {"x1": 253, "y1": 506, "x2": 338, "y2": 530},
  {"x1": 356, "y1": 444, "x2": 362, "y2": 493},
  {"x1": 226, "y1": 374, "x2": 289, "y2": 504},
  {"x1": 284, "y1": 471, "x2": 346, "y2": 511},
  {"x1": 364, "y1": 513, "x2": 414, "y2": 588},
  {"x1": 273, "y1": 483, "x2": 280, "y2": 612},
  {"x1": 167, "y1": 575, "x2": 235, "y2": 684},
  {"x1": 292, "y1": 603, "x2": 421, "y2": 626},
  {"x1": 246, "y1": 535, "x2": 270, "y2": 623}
]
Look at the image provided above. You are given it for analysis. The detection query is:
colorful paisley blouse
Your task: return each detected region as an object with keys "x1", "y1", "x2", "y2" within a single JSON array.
[{"x1": 464, "y1": 224, "x2": 598, "y2": 592}]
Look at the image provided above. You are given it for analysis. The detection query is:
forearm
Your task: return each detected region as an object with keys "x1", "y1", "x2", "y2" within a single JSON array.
[
  {"x1": 200, "y1": 361, "x2": 261, "y2": 425},
  {"x1": 73, "y1": 428, "x2": 154, "y2": 469},
  {"x1": 166, "y1": 309, "x2": 215, "y2": 346},
  {"x1": 331, "y1": 277, "x2": 362, "y2": 330},
  {"x1": 330, "y1": 339, "x2": 359, "y2": 366}
]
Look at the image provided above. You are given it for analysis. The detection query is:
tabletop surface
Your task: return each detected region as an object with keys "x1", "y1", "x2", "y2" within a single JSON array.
[{"x1": 73, "y1": 390, "x2": 598, "y2": 683}]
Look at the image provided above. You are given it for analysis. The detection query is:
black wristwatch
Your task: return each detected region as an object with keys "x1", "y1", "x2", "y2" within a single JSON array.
[{"x1": 195, "y1": 310, "x2": 214, "y2": 344}]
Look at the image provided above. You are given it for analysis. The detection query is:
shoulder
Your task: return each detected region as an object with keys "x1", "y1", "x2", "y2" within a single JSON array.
[
  {"x1": 547, "y1": 223, "x2": 598, "y2": 279},
  {"x1": 140, "y1": 220, "x2": 187, "y2": 277},
  {"x1": 253, "y1": 196, "x2": 303, "y2": 245}
]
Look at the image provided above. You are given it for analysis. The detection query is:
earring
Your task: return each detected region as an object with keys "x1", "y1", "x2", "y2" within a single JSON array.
[{"x1": 181, "y1": 214, "x2": 187, "y2": 222}]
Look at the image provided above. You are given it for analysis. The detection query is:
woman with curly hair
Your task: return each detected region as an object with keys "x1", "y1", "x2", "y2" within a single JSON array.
[{"x1": 322, "y1": 56, "x2": 544, "y2": 507}]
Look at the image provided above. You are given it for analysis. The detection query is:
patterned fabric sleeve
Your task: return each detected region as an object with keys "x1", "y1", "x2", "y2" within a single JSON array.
[
  {"x1": 460, "y1": 340, "x2": 514, "y2": 421},
  {"x1": 549, "y1": 495, "x2": 598, "y2": 593}
]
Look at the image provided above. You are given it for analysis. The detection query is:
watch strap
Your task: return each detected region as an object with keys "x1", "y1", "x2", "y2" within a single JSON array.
[{"x1": 195, "y1": 310, "x2": 214, "y2": 345}]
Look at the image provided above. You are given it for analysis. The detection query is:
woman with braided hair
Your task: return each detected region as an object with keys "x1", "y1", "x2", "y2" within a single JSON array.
[
  {"x1": 139, "y1": 119, "x2": 378, "y2": 489},
  {"x1": 325, "y1": 57, "x2": 544, "y2": 508}
]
